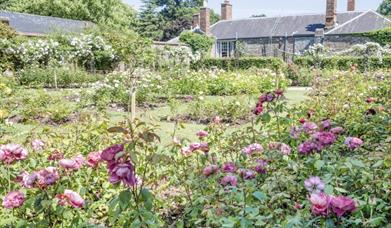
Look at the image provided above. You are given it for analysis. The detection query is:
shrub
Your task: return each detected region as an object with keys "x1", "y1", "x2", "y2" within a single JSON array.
[
  {"x1": 179, "y1": 31, "x2": 214, "y2": 56},
  {"x1": 294, "y1": 56, "x2": 391, "y2": 71},
  {"x1": 17, "y1": 65, "x2": 102, "y2": 88},
  {"x1": 192, "y1": 57, "x2": 285, "y2": 72},
  {"x1": 363, "y1": 27, "x2": 391, "y2": 45}
]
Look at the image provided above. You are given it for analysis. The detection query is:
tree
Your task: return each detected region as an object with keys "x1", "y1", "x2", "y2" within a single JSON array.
[
  {"x1": 137, "y1": 0, "x2": 220, "y2": 41},
  {"x1": 179, "y1": 30, "x2": 214, "y2": 56},
  {"x1": 1, "y1": 0, "x2": 136, "y2": 29},
  {"x1": 378, "y1": 0, "x2": 391, "y2": 16}
]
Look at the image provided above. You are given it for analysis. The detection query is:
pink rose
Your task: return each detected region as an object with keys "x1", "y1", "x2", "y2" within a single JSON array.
[
  {"x1": 203, "y1": 165, "x2": 219, "y2": 177},
  {"x1": 220, "y1": 175, "x2": 238, "y2": 187},
  {"x1": 302, "y1": 122, "x2": 318, "y2": 134},
  {"x1": 57, "y1": 190, "x2": 85, "y2": 208},
  {"x1": 48, "y1": 150, "x2": 64, "y2": 161},
  {"x1": 239, "y1": 169, "x2": 256, "y2": 180},
  {"x1": 344, "y1": 137, "x2": 363, "y2": 150},
  {"x1": 242, "y1": 143, "x2": 263, "y2": 155},
  {"x1": 16, "y1": 171, "x2": 38, "y2": 189},
  {"x1": 330, "y1": 196, "x2": 357, "y2": 217},
  {"x1": 196, "y1": 130, "x2": 208, "y2": 139},
  {"x1": 59, "y1": 155, "x2": 84, "y2": 171},
  {"x1": 213, "y1": 116, "x2": 221, "y2": 124},
  {"x1": 87, "y1": 151, "x2": 102, "y2": 168},
  {"x1": 2, "y1": 191, "x2": 25, "y2": 209},
  {"x1": 37, "y1": 167, "x2": 59, "y2": 188},
  {"x1": 64, "y1": 190, "x2": 85, "y2": 208},
  {"x1": 309, "y1": 193, "x2": 331, "y2": 216},
  {"x1": 31, "y1": 139, "x2": 45, "y2": 152},
  {"x1": 0, "y1": 144, "x2": 28, "y2": 164},
  {"x1": 330, "y1": 127, "x2": 344, "y2": 135}
]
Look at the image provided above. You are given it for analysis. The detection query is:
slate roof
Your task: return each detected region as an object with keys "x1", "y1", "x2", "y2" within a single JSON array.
[
  {"x1": 211, "y1": 10, "x2": 391, "y2": 40},
  {"x1": 0, "y1": 11, "x2": 94, "y2": 36}
]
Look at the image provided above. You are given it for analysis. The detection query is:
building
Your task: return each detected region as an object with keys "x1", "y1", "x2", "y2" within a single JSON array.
[
  {"x1": 0, "y1": 11, "x2": 94, "y2": 37},
  {"x1": 191, "y1": 0, "x2": 391, "y2": 59}
]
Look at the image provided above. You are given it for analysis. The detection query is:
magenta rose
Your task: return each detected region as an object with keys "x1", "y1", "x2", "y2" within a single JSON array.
[
  {"x1": 242, "y1": 143, "x2": 263, "y2": 155},
  {"x1": 222, "y1": 162, "x2": 236, "y2": 173},
  {"x1": 330, "y1": 196, "x2": 357, "y2": 217},
  {"x1": 312, "y1": 132, "x2": 336, "y2": 146},
  {"x1": 109, "y1": 161, "x2": 137, "y2": 187},
  {"x1": 239, "y1": 169, "x2": 256, "y2": 180},
  {"x1": 302, "y1": 122, "x2": 318, "y2": 134},
  {"x1": 2, "y1": 191, "x2": 25, "y2": 209},
  {"x1": 196, "y1": 130, "x2": 208, "y2": 139},
  {"x1": 36, "y1": 167, "x2": 59, "y2": 188},
  {"x1": 101, "y1": 144, "x2": 124, "y2": 162}
]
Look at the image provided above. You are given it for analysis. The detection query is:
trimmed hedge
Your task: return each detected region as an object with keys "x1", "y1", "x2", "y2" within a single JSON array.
[
  {"x1": 191, "y1": 57, "x2": 285, "y2": 71},
  {"x1": 293, "y1": 56, "x2": 391, "y2": 71}
]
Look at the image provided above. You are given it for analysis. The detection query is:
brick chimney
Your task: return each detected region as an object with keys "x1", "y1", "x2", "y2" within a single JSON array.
[
  {"x1": 200, "y1": 7, "x2": 210, "y2": 35},
  {"x1": 221, "y1": 0, "x2": 232, "y2": 21},
  {"x1": 325, "y1": 0, "x2": 337, "y2": 29},
  {"x1": 192, "y1": 13, "x2": 200, "y2": 28},
  {"x1": 347, "y1": 0, "x2": 355, "y2": 11}
]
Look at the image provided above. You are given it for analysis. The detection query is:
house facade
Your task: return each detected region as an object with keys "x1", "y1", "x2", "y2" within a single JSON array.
[{"x1": 192, "y1": 0, "x2": 391, "y2": 59}]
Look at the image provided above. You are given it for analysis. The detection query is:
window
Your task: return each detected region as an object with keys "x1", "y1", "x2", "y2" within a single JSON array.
[{"x1": 217, "y1": 41, "x2": 236, "y2": 58}]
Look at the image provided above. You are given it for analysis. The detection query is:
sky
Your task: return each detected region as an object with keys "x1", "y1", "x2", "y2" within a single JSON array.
[{"x1": 123, "y1": 0, "x2": 384, "y2": 19}]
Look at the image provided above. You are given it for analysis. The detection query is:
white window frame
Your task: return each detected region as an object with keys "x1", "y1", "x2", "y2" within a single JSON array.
[{"x1": 217, "y1": 40, "x2": 236, "y2": 58}]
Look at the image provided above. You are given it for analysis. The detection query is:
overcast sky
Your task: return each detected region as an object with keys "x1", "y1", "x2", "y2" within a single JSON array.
[{"x1": 123, "y1": 0, "x2": 383, "y2": 19}]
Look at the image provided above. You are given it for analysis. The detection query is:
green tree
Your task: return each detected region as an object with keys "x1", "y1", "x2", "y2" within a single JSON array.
[
  {"x1": 137, "y1": 0, "x2": 220, "y2": 41},
  {"x1": 2, "y1": 0, "x2": 136, "y2": 29},
  {"x1": 179, "y1": 30, "x2": 214, "y2": 56},
  {"x1": 378, "y1": 0, "x2": 391, "y2": 16}
]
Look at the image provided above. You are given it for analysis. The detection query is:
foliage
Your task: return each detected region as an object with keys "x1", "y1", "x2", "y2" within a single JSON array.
[
  {"x1": 363, "y1": 27, "x2": 391, "y2": 45},
  {"x1": 179, "y1": 31, "x2": 214, "y2": 56},
  {"x1": 294, "y1": 55, "x2": 391, "y2": 71},
  {"x1": 17, "y1": 65, "x2": 102, "y2": 88},
  {"x1": 137, "y1": 0, "x2": 219, "y2": 41},
  {"x1": 285, "y1": 63, "x2": 314, "y2": 86},
  {"x1": 192, "y1": 57, "x2": 286, "y2": 72},
  {"x1": 0, "y1": 22, "x2": 15, "y2": 38},
  {"x1": 153, "y1": 46, "x2": 200, "y2": 70},
  {"x1": 2, "y1": 0, "x2": 136, "y2": 29},
  {"x1": 378, "y1": 0, "x2": 391, "y2": 16}
]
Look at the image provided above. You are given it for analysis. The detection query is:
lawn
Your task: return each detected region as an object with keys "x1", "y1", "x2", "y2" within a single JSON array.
[{"x1": 3, "y1": 87, "x2": 309, "y2": 145}]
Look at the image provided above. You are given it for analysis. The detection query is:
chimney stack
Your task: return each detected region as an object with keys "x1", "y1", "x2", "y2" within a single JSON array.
[
  {"x1": 221, "y1": 0, "x2": 232, "y2": 21},
  {"x1": 347, "y1": 0, "x2": 355, "y2": 11},
  {"x1": 200, "y1": 7, "x2": 210, "y2": 35},
  {"x1": 325, "y1": 0, "x2": 337, "y2": 29},
  {"x1": 192, "y1": 14, "x2": 200, "y2": 28}
]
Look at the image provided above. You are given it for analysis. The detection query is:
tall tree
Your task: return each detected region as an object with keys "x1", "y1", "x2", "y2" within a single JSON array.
[
  {"x1": 137, "y1": 0, "x2": 219, "y2": 41},
  {"x1": 1, "y1": 0, "x2": 136, "y2": 29},
  {"x1": 378, "y1": 0, "x2": 391, "y2": 16}
]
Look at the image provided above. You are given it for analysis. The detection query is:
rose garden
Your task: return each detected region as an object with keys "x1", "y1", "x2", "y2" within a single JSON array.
[{"x1": 0, "y1": 15, "x2": 391, "y2": 227}]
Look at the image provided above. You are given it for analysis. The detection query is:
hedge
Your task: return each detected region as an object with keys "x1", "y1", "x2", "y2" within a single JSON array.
[
  {"x1": 191, "y1": 57, "x2": 286, "y2": 71},
  {"x1": 293, "y1": 56, "x2": 391, "y2": 71}
]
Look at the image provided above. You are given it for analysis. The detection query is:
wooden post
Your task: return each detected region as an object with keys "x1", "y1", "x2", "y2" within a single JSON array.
[{"x1": 54, "y1": 70, "x2": 58, "y2": 89}]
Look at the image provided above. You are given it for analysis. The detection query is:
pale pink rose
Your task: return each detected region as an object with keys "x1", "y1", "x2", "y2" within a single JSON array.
[
  {"x1": 59, "y1": 155, "x2": 84, "y2": 171},
  {"x1": 64, "y1": 190, "x2": 85, "y2": 208},
  {"x1": 220, "y1": 175, "x2": 238, "y2": 186},
  {"x1": 2, "y1": 191, "x2": 25, "y2": 209},
  {"x1": 196, "y1": 130, "x2": 208, "y2": 139},
  {"x1": 31, "y1": 139, "x2": 45, "y2": 152}
]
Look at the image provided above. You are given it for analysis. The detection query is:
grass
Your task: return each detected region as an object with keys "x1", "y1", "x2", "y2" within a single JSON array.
[{"x1": 1, "y1": 87, "x2": 309, "y2": 145}]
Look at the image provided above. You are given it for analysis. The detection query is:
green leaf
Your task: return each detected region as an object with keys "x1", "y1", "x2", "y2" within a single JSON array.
[
  {"x1": 335, "y1": 187, "x2": 348, "y2": 193},
  {"x1": 372, "y1": 160, "x2": 383, "y2": 168},
  {"x1": 324, "y1": 185, "x2": 334, "y2": 195},
  {"x1": 350, "y1": 159, "x2": 366, "y2": 168},
  {"x1": 141, "y1": 188, "x2": 153, "y2": 211},
  {"x1": 118, "y1": 190, "x2": 131, "y2": 209},
  {"x1": 253, "y1": 191, "x2": 267, "y2": 202},
  {"x1": 314, "y1": 160, "x2": 325, "y2": 170}
]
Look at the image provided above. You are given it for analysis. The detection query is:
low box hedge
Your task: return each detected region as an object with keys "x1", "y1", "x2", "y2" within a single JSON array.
[
  {"x1": 294, "y1": 56, "x2": 391, "y2": 71},
  {"x1": 191, "y1": 57, "x2": 286, "y2": 71}
]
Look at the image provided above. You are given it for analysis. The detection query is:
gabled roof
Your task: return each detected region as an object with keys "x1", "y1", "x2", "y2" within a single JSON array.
[
  {"x1": 0, "y1": 11, "x2": 94, "y2": 36},
  {"x1": 326, "y1": 10, "x2": 391, "y2": 35},
  {"x1": 211, "y1": 11, "x2": 390, "y2": 40}
]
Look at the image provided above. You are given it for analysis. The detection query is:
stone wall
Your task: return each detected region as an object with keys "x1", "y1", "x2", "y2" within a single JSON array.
[{"x1": 213, "y1": 34, "x2": 371, "y2": 60}]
